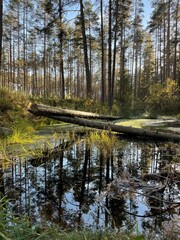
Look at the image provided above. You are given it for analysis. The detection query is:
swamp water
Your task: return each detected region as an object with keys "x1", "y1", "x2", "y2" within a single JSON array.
[{"x1": 0, "y1": 131, "x2": 180, "y2": 237}]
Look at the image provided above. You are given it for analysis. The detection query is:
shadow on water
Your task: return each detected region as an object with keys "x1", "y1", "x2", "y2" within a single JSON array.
[{"x1": 0, "y1": 135, "x2": 180, "y2": 235}]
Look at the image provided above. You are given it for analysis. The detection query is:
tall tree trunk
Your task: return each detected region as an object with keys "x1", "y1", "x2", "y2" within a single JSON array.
[
  {"x1": 159, "y1": 26, "x2": 163, "y2": 84},
  {"x1": 108, "y1": 0, "x2": 112, "y2": 111},
  {"x1": 134, "y1": 44, "x2": 138, "y2": 97},
  {"x1": 34, "y1": 41, "x2": 38, "y2": 96},
  {"x1": 43, "y1": 9, "x2": 47, "y2": 96},
  {"x1": 12, "y1": 34, "x2": 15, "y2": 86},
  {"x1": 23, "y1": 0, "x2": 27, "y2": 92},
  {"x1": 17, "y1": 4, "x2": 21, "y2": 87},
  {"x1": 173, "y1": 0, "x2": 179, "y2": 82},
  {"x1": 59, "y1": 0, "x2": 65, "y2": 99},
  {"x1": 0, "y1": 0, "x2": 3, "y2": 73},
  {"x1": 138, "y1": 46, "x2": 142, "y2": 96},
  {"x1": 79, "y1": 0, "x2": 92, "y2": 98},
  {"x1": 54, "y1": 49, "x2": 57, "y2": 95},
  {"x1": 9, "y1": 29, "x2": 13, "y2": 87},
  {"x1": 163, "y1": 9, "x2": 166, "y2": 82},
  {"x1": 101, "y1": 0, "x2": 105, "y2": 104},
  {"x1": 112, "y1": 0, "x2": 118, "y2": 101},
  {"x1": 119, "y1": 10, "x2": 126, "y2": 107},
  {"x1": 166, "y1": 0, "x2": 171, "y2": 79}
]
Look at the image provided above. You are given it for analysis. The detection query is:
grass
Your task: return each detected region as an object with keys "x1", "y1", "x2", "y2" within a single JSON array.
[
  {"x1": 0, "y1": 197, "x2": 146, "y2": 240},
  {"x1": 85, "y1": 130, "x2": 120, "y2": 157},
  {"x1": 0, "y1": 196, "x2": 146, "y2": 240},
  {"x1": 116, "y1": 119, "x2": 151, "y2": 128}
]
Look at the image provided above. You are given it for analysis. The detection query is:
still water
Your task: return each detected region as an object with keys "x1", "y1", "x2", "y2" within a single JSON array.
[{"x1": 1, "y1": 133, "x2": 180, "y2": 235}]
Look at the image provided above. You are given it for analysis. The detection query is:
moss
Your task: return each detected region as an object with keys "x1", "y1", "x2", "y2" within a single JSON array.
[{"x1": 116, "y1": 119, "x2": 151, "y2": 128}]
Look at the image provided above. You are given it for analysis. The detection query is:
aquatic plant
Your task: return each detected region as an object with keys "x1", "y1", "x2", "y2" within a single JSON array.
[{"x1": 85, "y1": 130, "x2": 119, "y2": 157}]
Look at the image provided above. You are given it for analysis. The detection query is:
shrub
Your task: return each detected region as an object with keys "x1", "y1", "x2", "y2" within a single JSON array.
[{"x1": 145, "y1": 79, "x2": 180, "y2": 117}]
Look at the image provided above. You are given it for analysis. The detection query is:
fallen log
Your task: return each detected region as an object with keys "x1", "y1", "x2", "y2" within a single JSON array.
[
  {"x1": 28, "y1": 103, "x2": 122, "y2": 120},
  {"x1": 28, "y1": 104, "x2": 180, "y2": 141}
]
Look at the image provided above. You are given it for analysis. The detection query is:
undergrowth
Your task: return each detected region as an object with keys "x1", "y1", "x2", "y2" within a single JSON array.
[
  {"x1": 85, "y1": 130, "x2": 120, "y2": 157},
  {"x1": 0, "y1": 197, "x2": 145, "y2": 240}
]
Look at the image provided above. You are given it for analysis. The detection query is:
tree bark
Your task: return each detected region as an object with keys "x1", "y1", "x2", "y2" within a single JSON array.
[
  {"x1": 101, "y1": 0, "x2": 105, "y2": 104},
  {"x1": 28, "y1": 104, "x2": 180, "y2": 142},
  {"x1": 28, "y1": 103, "x2": 122, "y2": 120},
  {"x1": 59, "y1": 0, "x2": 65, "y2": 99},
  {"x1": 108, "y1": 0, "x2": 112, "y2": 111},
  {"x1": 0, "y1": 0, "x2": 3, "y2": 72},
  {"x1": 79, "y1": 0, "x2": 92, "y2": 98}
]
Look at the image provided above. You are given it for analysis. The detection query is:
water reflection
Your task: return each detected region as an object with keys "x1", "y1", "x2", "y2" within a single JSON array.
[{"x1": 1, "y1": 138, "x2": 180, "y2": 234}]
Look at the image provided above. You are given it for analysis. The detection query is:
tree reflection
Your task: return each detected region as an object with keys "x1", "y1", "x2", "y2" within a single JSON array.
[{"x1": 0, "y1": 137, "x2": 179, "y2": 234}]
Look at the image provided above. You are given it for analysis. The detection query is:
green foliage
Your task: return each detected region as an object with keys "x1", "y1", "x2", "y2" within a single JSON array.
[
  {"x1": 0, "y1": 90, "x2": 13, "y2": 113},
  {"x1": 85, "y1": 131, "x2": 119, "y2": 157},
  {"x1": 0, "y1": 201, "x2": 146, "y2": 239},
  {"x1": 0, "y1": 89, "x2": 52, "y2": 143},
  {"x1": 145, "y1": 79, "x2": 180, "y2": 117},
  {"x1": 0, "y1": 88, "x2": 30, "y2": 129},
  {"x1": 7, "y1": 124, "x2": 36, "y2": 144},
  {"x1": 0, "y1": 88, "x2": 29, "y2": 114},
  {"x1": 0, "y1": 197, "x2": 147, "y2": 240},
  {"x1": 175, "y1": 113, "x2": 180, "y2": 120}
]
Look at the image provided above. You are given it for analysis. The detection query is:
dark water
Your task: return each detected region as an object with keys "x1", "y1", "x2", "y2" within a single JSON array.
[{"x1": 1, "y1": 136, "x2": 180, "y2": 235}]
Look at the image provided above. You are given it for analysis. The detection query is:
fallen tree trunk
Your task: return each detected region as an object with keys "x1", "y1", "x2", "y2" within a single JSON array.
[
  {"x1": 28, "y1": 104, "x2": 180, "y2": 141},
  {"x1": 28, "y1": 103, "x2": 122, "y2": 120}
]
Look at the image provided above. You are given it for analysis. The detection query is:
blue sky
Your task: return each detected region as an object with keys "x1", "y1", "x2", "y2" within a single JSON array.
[{"x1": 142, "y1": 0, "x2": 152, "y2": 27}]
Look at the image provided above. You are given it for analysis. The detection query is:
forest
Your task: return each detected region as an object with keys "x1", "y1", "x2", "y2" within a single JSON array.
[
  {"x1": 0, "y1": 0, "x2": 179, "y2": 116},
  {"x1": 0, "y1": 1, "x2": 180, "y2": 240}
]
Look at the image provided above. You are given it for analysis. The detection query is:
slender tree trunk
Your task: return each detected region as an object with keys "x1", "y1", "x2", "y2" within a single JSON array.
[
  {"x1": 0, "y1": 0, "x2": 3, "y2": 74},
  {"x1": 17, "y1": 4, "x2": 21, "y2": 86},
  {"x1": 54, "y1": 49, "x2": 57, "y2": 95},
  {"x1": 12, "y1": 34, "x2": 15, "y2": 86},
  {"x1": 69, "y1": 46, "x2": 72, "y2": 95},
  {"x1": 43, "y1": 10, "x2": 47, "y2": 96},
  {"x1": 8, "y1": 51, "x2": 10, "y2": 87},
  {"x1": 108, "y1": 0, "x2": 112, "y2": 111},
  {"x1": 32, "y1": 41, "x2": 35, "y2": 95},
  {"x1": 119, "y1": 14, "x2": 126, "y2": 106},
  {"x1": 34, "y1": 41, "x2": 38, "y2": 96},
  {"x1": 101, "y1": 0, "x2": 105, "y2": 103},
  {"x1": 134, "y1": 45, "x2": 138, "y2": 97},
  {"x1": 138, "y1": 47, "x2": 142, "y2": 96},
  {"x1": 166, "y1": 0, "x2": 171, "y2": 79},
  {"x1": 159, "y1": 26, "x2": 163, "y2": 84},
  {"x1": 112, "y1": 0, "x2": 118, "y2": 101},
  {"x1": 77, "y1": 58, "x2": 80, "y2": 97},
  {"x1": 9, "y1": 29, "x2": 13, "y2": 86},
  {"x1": 23, "y1": 0, "x2": 26, "y2": 92},
  {"x1": 79, "y1": 0, "x2": 92, "y2": 98},
  {"x1": 173, "y1": 0, "x2": 179, "y2": 82},
  {"x1": 59, "y1": 0, "x2": 65, "y2": 99},
  {"x1": 163, "y1": 11, "x2": 166, "y2": 82},
  {"x1": 155, "y1": 28, "x2": 159, "y2": 82}
]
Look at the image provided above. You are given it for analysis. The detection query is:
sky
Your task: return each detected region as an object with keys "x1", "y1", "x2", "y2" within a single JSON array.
[
  {"x1": 142, "y1": 0, "x2": 152, "y2": 28},
  {"x1": 65, "y1": 0, "x2": 153, "y2": 29},
  {"x1": 3, "y1": 0, "x2": 153, "y2": 29}
]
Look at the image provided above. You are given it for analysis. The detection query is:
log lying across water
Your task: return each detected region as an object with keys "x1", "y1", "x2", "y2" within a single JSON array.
[
  {"x1": 28, "y1": 103, "x2": 180, "y2": 142},
  {"x1": 28, "y1": 103, "x2": 122, "y2": 120}
]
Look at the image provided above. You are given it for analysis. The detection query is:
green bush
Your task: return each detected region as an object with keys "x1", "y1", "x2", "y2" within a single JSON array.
[{"x1": 145, "y1": 79, "x2": 180, "y2": 117}]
